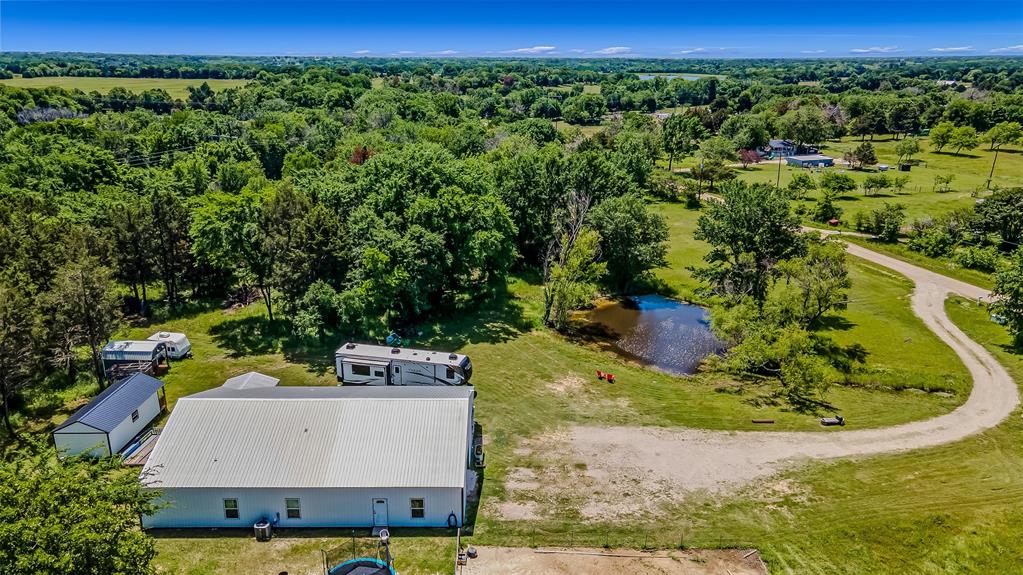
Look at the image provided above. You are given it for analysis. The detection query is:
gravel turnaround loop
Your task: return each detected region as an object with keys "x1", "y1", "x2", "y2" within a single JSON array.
[{"x1": 570, "y1": 236, "x2": 1019, "y2": 493}]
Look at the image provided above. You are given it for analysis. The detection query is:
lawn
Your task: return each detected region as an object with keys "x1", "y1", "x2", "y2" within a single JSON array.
[
  {"x1": 16, "y1": 198, "x2": 1000, "y2": 574},
  {"x1": 732, "y1": 136, "x2": 1023, "y2": 222},
  {"x1": 0, "y1": 76, "x2": 251, "y2": 99},
  {"x1": 461, "y1": 297, "x2": 1023, "y2": 575}
]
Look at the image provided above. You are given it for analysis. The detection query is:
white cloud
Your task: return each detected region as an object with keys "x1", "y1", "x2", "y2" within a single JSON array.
[
  {"x1": 397, "y1": 50, "x2": 417, "y2": 55},
  {"x1": 434, "y1": 50, "x2": 459, "y2": 55},
  {"x1": 569, "y1": 48, "x2": 586, "y2": 53},
  {"x1": 991, "y1": 44, "x2": 1023, "y2": 53},
  {"x1": 353, "y1": 49, "x2": 371, "y2": 55},
  {"x1": 850, "y1": 46, "x2": 902, "y2": 54},
  {"x1": 502, "y1": 45, "x2": 557, "y2": 54},
  {"x1": 674, "y1": 47, "x2": 707, "y2": 55},
  {"x1": 800, "y1": 49, "x2": 826, "y2": 54},
  {"x1": 930, "y1": 46, "x2": 973, "y2": 52},
  {"x1": 593, "y1": 46, "x2": 632, "y2": 55}
]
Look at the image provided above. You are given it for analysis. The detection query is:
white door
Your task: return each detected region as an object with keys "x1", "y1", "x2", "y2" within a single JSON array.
[{"x1": 372, "y1": 498, "x2": 389, "y2": 527}]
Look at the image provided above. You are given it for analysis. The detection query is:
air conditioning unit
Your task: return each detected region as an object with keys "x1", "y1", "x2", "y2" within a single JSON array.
[{"x1": 254, "y1": 518, "x2": 273, "y2": 542}]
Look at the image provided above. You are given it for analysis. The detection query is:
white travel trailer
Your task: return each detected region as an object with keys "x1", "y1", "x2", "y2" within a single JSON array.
[
  {"x1": 335, "y1": 343, "x2": 473, "y2": 386},
  {"x1": 147, "y1": 331, "x2": 192, "y2": 359}
]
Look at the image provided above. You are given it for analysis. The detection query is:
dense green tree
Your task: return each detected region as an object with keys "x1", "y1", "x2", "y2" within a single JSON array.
[
  {"x1": 992, "y1": 247, "x2": 1023, "y2": 348},
  {"x1": 975, "y1": 187, "x2": 1023, "y2": 250},
  {"x1": 661, "y1": 114, "x2": 707, "y2": 171},
  {"x1": 48, "y1": 258, "x2": 120, "y2": 384},
  {"x1": 0, "y1": 445, "x2": 161, "y2": 574},
  {"x1": 699, "y1": 135, "x2": 738, "y2": 164},
  {"x1": 982, "y1": 121, "x2": 1023, "y2": 187},
  {"x1": 819, "y1": 171, "x2": 857, "y2": 195},
  {"x1": 774, "y1": 237, "x2": 851, "y2": 328},
  {"x1": 694, "y1": 181, "x2": 803, "y2": 303},
  {"x1": 0, "y1": 281, "x2": 38, "y2": 435},
  {"x1": 587, "y1": 193, "x2": 669, "y2": 292},
  {"x1": 189, "y1": 186, "x2": 276, "y2": 319},
  {"x1": 561, "y1": 93, "x2": 606, "y2": 125},
  {"x1": 862, "y1": 173, "x2": 890, "y2": 196},
  {"x1": 779, "y1": 106, "x2": 830, "y2": 149},
  {"x1": 493, "y1": 143, "x2": 566, "y2": 264},
  {"x1": 787, "y1": 172, "x2": 816, "y2": 200},
  {"x1": 929, "y1": 121, "x2": 955, "y2": 152},
  {"x1": 895, "y1": 137, "x2": 921, "y2": 166},
  {"x1": 949, "y1": 125, "x2": 979, "y2": 156},
  {"x1": 852, "y1": 141, "x2": 877, "y2": 169}
]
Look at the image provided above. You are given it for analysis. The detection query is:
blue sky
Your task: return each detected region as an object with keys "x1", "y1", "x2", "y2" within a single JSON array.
[{"x1": 1, "y1": 0, "x2": 1022, "y2": 58}]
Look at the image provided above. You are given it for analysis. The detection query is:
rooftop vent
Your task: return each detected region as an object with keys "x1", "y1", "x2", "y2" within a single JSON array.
[
  {"x1": 449, "y1": 353, "x2": 458, "y2": 360},
  {"x1": 391, "y1": 348, "x2": 400, "y2": 354},
  {"x1": 345, "y1": 343, "x2": 356, "y2": 350},
  {"x1": 158, "y1": 332, "x2": 171, "y2": 339}
]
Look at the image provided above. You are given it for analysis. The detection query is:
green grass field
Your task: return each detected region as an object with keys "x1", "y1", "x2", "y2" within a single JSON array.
[
  {"x1": 142, "y1": 294, "x2": 1023, "y2": 575},
  {"x1": 14, "y1": 196, "x2": 1013, "y2": 574},
  {"x1": 0, "y1": 76, "x2": 251, "y2": 99},
  {"x1": 734, "y1": 137, "x2": 1023, "y2": 223}
]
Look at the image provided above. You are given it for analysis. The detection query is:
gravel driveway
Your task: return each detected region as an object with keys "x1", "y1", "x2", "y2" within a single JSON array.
[{"x1": 570, "y1": 238, "x2": 1019, "y2": 494}]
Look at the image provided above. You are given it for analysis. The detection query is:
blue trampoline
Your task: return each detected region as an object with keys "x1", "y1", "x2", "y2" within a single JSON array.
[{"x1": 328, "y1": 558, "x2": 395, "y2": 575}]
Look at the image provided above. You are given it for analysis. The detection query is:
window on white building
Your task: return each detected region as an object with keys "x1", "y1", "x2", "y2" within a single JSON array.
[{"x1": 285, "y1": 498, "x2": 301, "y2": 519}]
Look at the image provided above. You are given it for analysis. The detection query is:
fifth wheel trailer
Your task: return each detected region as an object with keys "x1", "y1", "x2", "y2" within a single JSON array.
[{"x1": 335, "y1": 343, "x2": 473, "y2": 386}]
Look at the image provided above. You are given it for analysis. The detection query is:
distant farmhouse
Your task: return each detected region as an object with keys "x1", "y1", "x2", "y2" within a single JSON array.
[
  {"x1": 786, "y1": 154, "x2": 835, "y2": 168},
  {"x1": 140, "y1": 385, "x2": 480, "y2": 530}
]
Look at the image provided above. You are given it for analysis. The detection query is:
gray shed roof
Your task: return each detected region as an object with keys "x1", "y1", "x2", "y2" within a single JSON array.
[
  {"x1": 142, "y1": 386, "x2": 473, "y2": 489},
  {"x1": 53, "y1": 373, "x2": 165, "y2": 434},
  {"x1": 222, "y1": 371, "x2": 280, "y2": 390}
]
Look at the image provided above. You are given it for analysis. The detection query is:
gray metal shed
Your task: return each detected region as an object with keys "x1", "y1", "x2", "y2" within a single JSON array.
[{"x1": 52, "y1": 373, "x2": 167, "y2": 458}]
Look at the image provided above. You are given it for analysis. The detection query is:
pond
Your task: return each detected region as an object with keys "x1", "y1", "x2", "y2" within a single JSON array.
[{"x1": 583, "y1": 295, "x2": 725, "y2": 375}]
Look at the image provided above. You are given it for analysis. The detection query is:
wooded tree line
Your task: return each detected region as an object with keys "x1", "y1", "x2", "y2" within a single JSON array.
[
  {"x1": 1, "y1": 55, "x2": 1022, "y2": 430},
  {"x1": 5, "y1": 53, "x2": 1023, "y2": 91},
  {"x1": 0, "y1": 62, "x2": 681, "y2": 435}
]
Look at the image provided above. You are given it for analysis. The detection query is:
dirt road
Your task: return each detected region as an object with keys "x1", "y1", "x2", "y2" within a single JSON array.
[
  {"x1": 462, "y1": 547, "x2": 767, "y2": 575},
  {"x1": 570, "y1": 237, "x2": 1019, "y2": 494}
]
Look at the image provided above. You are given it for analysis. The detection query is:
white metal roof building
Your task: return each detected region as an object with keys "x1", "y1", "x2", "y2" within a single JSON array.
[{"x1": 140, "y1": 386, "x2": 477, "y2": 529}]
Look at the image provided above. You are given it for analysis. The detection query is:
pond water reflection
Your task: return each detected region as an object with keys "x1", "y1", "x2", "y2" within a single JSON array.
[{"x1": 584, "y1": 294, "x2": 725, "y2": 375}]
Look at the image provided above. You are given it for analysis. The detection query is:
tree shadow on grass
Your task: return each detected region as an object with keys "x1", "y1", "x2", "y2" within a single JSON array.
[
  {"x1": 208, "y1": 284, "x2": 533, "y2": 364},
  {"x1": 814, "y1": 314, "x2": 858, "y2": 333}
]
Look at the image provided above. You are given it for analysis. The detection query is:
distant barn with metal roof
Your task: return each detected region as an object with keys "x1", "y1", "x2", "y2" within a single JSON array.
[
  {"x1": 140, "y1": 385, "x2": 479, "y2": 529},
  {"x1": 52, "y1": 373, "x2": 167, "y2": 458}
]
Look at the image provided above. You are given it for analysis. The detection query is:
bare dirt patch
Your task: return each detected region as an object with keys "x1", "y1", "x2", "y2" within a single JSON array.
[
  {"x1": 505, "y1": 467, "x2": 540, "y2": 492},
  {"x1": 493, "y1": 500, "x2": 541, "y2": 521},
  {"x1": 462, "y1": 547, "x2": 767, "y2": 575},
  {"x1": 549, "y1": 375, "x2": 586, "y2": 394}
]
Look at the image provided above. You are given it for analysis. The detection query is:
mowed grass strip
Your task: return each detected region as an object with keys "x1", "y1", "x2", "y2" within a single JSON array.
[{"x1": 0, "y1": 76, "x2": 251, "y2": 99}]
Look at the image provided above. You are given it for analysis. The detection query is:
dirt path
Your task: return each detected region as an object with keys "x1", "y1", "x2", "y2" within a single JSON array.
[
  {"x1": 570, "y1": 237, "x2": 1018, "y2": 495},
  {"x1": 462, "y1": 547, "x2": 767, "y2": 575}
]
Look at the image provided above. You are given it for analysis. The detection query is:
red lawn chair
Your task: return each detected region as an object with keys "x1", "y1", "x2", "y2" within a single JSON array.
[
  {"x1": 606, "y1": 373, "x2": 616, "y2": 384},
  {"x1": 596, "y1": 370, "x2": 606, "y2": 380}
]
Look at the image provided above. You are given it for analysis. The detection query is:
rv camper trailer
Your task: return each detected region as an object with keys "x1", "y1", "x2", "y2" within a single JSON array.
[
  {"x1": 147, "y1": 332, "x2": 192, "y2": 359},
  {"x1": 335, "y1": 343, "x2": 473, "y2": 386}
]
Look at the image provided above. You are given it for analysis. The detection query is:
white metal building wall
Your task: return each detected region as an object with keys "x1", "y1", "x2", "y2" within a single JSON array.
[
  {"x1": 107, "y1": 392, "x2": 162, "y2": 453},
  {"x1": 143, "y1": 486, "x2": 464, "y2": 529},
  {"x1": 53, "y1": 422, "x2": 110, "y2": 457}
]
